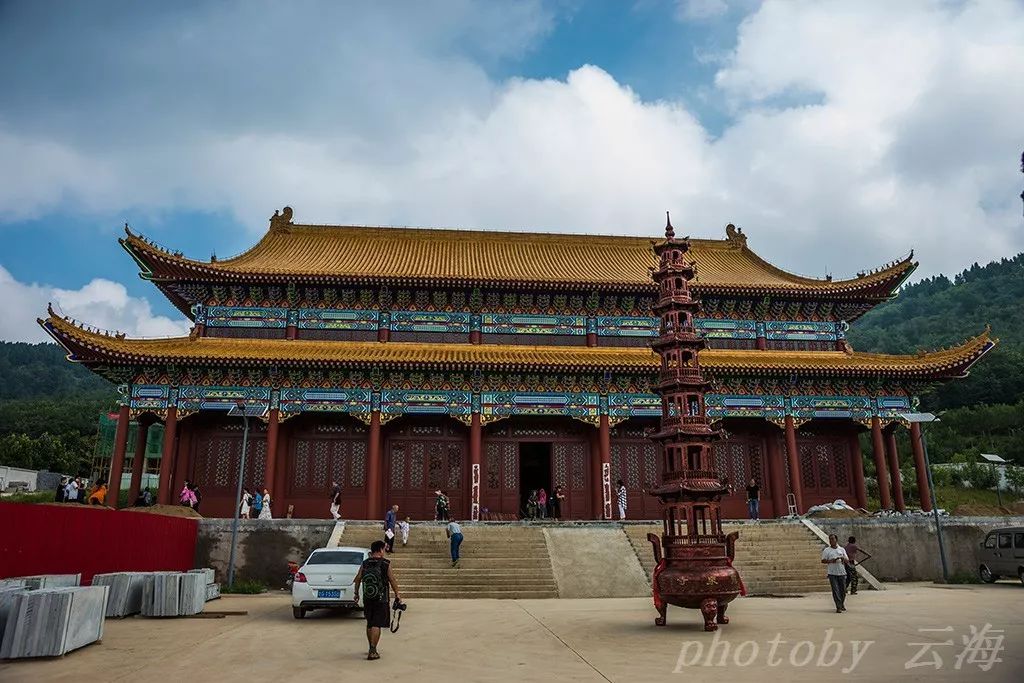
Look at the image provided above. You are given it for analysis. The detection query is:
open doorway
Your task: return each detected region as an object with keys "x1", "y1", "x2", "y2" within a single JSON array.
[{"x1": 518, "y1": 442, "x2": 552, "y2": 517}]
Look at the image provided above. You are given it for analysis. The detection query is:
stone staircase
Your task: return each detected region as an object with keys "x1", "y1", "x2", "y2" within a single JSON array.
[
  {"x1": 337, "y1": 523, "x2": 558, "y2": 599},
  {"x1": 623, "y1": 522, "x2": 830, "y2": 595}
]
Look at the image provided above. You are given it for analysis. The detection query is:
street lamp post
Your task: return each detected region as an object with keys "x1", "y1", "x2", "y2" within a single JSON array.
[
  {"x1": 901, "y1": 412, "x2": 948, "y2": 582},
  {"x1": 226, "y1": 401, "x2": 268, "y2": 589},
  {"x1": 980, "y1": 453, "x2": 1007, "y2": 509}
]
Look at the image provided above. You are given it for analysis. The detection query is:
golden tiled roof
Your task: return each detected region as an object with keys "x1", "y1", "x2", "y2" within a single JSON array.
[
  {"x1": 41, "y1": 312, "x2": 994, "y2": 379},
  {"x1": 121, "y1": 210, "x2": 916, "y2": 295}
]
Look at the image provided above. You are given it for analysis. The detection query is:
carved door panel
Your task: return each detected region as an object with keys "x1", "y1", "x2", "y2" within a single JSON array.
[
  {"x1": 610, "y1": 439, "x2": 662, "y2": 519},
  {"x1": 551, "y1": 440, "x2": 591, "y2": 519},
  {"x1": 385, "y1": 422, "x2": 466, "y2": 520},
  {"x1": 481, "y1": 440, "x2": 518, "y2": 519}
]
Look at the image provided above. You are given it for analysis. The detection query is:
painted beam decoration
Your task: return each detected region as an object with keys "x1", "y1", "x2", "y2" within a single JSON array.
[
  {"x1": 390, "y1": 311, "x2": 471, "y2": 334},
  {"x1": 298, "y1": 308, "x2": 379, "y2": 330},
  {"x1": 279, "y1": 388, "x2": 371, "y2": 415},
  {"x1": 205, "y1": 305, "x2": 288, "y2": 329},
  {"x1": 176, "y1": 386, "x2": 271, "y2": 414},
  {"x1": 481, "y1": 313, "x2": 586, "y2": 336},
  {"x1": 765, "y1": 320, "x2": 844, "y2": 342},
  {"x1": 481, "y1": 391, "x2": 599, "y2": 423},
  {"x1": 608, "y1": 392, "x2": 661, "y2": 420},
  {"x1": 380, "y1": 390, "x2": 472, "y2": 418}
]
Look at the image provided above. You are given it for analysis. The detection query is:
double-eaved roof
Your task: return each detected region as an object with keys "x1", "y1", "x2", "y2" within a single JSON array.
[{"x1": 40, "y1": 310, "x2": 995, "y2": 381}]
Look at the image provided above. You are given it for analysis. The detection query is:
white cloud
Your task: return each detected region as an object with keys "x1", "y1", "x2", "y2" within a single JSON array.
[
  {"x1": 676, "y1": 0, "x2": 730, "y2": 23},
  {"x1": 1, "y1": 266, "x2": 189, "y2": 343},
  {"x1": 1, "y1": 0, "x2": 1022, "y2": 298}
]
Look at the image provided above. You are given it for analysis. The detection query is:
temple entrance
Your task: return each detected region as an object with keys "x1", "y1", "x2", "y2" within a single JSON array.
[{"x1": 518, "y1": 442, "x2": 552, "y2": 516}]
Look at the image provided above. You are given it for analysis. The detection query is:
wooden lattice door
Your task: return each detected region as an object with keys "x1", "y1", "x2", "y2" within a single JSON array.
[
  {"x1": 610, "y1": 425, "x2": 662, "y2": 519},
  {"x1": 551, "y1": 440, "x2": 591, "y2": 519},
  {"x1": 481, "y1": 440, "x2": 519, "y2": 519},
  {"x1": 385, "y1": 421, "x2": 466, "y2": 520},
  {"x1": 191, "y1": 422, "x2": 267, "y2": 497}
]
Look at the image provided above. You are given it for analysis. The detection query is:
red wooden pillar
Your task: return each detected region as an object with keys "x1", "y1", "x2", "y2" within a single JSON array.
[
  {"x1": 764, "y1": 427, "x2": 786, "y2": 517},
  {"x1": 885, "y1": 428, "x2": 906, "y2": 512},
  {"x1": 107, "y1": 405, "x2": 131, "y2": 508},
  {"x1": 127, "y1": 418, "x2": 151, "y2": 504},
  {"x1": 264, "y1": 408, "x2": 280, "y2": 495},
  {"x1": 157, "y1": 407, "x2": 178, "y2": 505},
  {"x1": 366, "y1": 410, "x2": 383, "y2": 520},
  {"x1": 783, "y1": 416, "x2": 803, "y2": 514},
  {"x1": 756, "y1": 336, "x2": 767, "y2": 351},
  {"x1": 848, "y1": 431, "x2": 868, "y2": 510},
  {"x1": 469, "y1": 413, "x2": 482, "y2": 519},
  {"x1": 871, "y1": 417, "x2": 892, "y2": 510},
  {"x1": 910, "y1": 422, "x2": 933, "y2": 512},
  {"x1": 171, "y1": 419, "x2": 193, "y2": 502},
  {"x1": 598, "y1": 414, "x2": 611, "y2": 519}
]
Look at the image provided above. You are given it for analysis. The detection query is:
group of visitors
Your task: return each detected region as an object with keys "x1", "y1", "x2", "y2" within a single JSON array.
[
  {"x1": 821, "y1": 534, "x2": 866, "y2": 613},
  {"x1": 525, "y1": 485, "x2": 565, "y2": 520},
  {"x1": 133, "y1": 487, "x2": 154, "y2": 507},
  {"x1": 239, "y1": 486, "x2": 273, "y2": 519},
  {"x1": 55, "y1": 477, "x2": 107, "y2": 505}
]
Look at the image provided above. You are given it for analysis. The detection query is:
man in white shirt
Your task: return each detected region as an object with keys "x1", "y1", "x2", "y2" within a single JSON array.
[
  {"x1": 821, "y1": 533, "x2": 850, "y2": 613},
  {"x1": 64, "y1": 478, "x2": 79, "y2": 502}
]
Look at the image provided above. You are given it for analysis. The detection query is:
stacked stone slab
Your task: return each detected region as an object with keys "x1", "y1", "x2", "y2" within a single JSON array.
[
  {"x1": 0, "y1": 587, "x2": 27, "y2": 645},
  {"x1": 5, "y1": 574, "x2": 81, "y2": 590},
  {"x1": 91, "y1": 573, "x2": 148, "y2": 618},
  {"x1": 141, "y1": 572, "x2": 209, "y2": 617},
  {"x1": 0, "y1": 586, "x2": 108, "y2": 659}
]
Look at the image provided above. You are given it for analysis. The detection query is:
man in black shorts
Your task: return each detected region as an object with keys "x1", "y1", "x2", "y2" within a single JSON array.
[{"x1": 353, "y1": 540, "x2": 403, "y2": 660}]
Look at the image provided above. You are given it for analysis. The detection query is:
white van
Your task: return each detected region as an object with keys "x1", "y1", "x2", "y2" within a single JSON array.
[{"x1": 978, "y1": 527, "x2": 1024, "y2": 585}]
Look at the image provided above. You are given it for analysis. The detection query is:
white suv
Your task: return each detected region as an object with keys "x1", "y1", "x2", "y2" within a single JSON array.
[{"x1": 291, "y1": 546, "x2": 369, "y2": 619}]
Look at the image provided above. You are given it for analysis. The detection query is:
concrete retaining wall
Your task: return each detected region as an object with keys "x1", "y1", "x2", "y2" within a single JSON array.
[
  {"x1": 543, "y1": 527, "x2": 649, "y2": 598},
  {"x1": 813, "y1": 516, "x2": 1024, "y2": 581},
  {"x1": 194, "y1": 519, "x2": 333, "y2": 588}
]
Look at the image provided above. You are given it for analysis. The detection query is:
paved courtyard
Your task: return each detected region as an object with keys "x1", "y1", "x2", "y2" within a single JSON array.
[{"x1": 1, "y1": 583, "x2": 1021, "y2": 682}]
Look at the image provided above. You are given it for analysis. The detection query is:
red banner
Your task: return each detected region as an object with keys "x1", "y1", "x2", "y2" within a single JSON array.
[{"x1": 0, "y1": 502, "x2": 198, "y2": 585}]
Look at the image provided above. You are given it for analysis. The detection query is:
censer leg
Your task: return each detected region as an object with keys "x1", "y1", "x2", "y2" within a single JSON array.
[
  {"x1": 716, "y1": 601, "x2": 729, "y2": 625},
  {"x1": 700, "y1": 598, "x2": 718, "y2": 632},
  {"x1": 654, "y1": 603, "x2": 667, "y2": 626}
]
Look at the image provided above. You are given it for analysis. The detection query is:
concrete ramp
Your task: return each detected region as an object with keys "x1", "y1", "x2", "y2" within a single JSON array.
[
  {"x1": 543, "y1": 527, "x2": 649, "y2": 598},
  {"x1": 326, "y1": 521, "x2": 346, "y2": 548}
]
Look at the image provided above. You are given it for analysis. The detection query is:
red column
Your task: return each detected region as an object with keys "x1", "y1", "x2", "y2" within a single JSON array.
[
  {"x1": 848, "y1": 432, "x2": 868, "y2": 510},
  {"x1": 765, "y1": 428, "x2": 786, "y2": 517},
  {"x1": 871, "y1": 416, "x2": 892, "y2": 510},
  {"x1": 469, "y1": 330, "x2": 481, "y2": 344},
  {"x1": 598, "y1": 414, "x2": 611, "y2": 519},
  {"x1": 171, "y1": 419, "x2": 192, "y2": 501},
  {"x1": 756, "y1": 336, "x2": 767, "y2": 351},
  {"x1": 469, "y1": 413, "x2": 482, "y2": 519},
  {"x1": 586, "y1": 332, "x2": 597, "y2": 347},
  {"x1": 885, "y1": 429, "x2": 906, "y2": 512},
  {"x1": 366, "y1": 410, "x2": 382, "y2": 520},
  {"x1": 264, "y1": 409, "x2": 280, "y2": 493},
  {"x1": 910, "y1": 422, "x2": 933, "y2": 512},
  {"x1": 127, "y1": 419, "x2": 151, "y2": 504},
  {"x1": 784, "y1": 416, "x2": 803, "y2": 514},
  {"x1": 157, "y1": 407, "x2": 178, "y2": 505},
  {"x1": 107, "y1": 405, "x2": 131, "y2": 508}
]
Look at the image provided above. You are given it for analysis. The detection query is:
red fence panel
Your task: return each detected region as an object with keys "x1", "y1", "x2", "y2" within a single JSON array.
[{"x1": 0, "y1": 503, "x2": 198, "y2": 585}]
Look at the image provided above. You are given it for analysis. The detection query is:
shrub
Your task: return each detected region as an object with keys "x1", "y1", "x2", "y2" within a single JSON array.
[
  {"x1": 1005, "y1": 466, "x2": 1024, "y2": 494},
  {"x1": 960, "y1": 462, "x2": 999, "y2": 490},
  {"x1": 930, "y1": 467, "x2": 953, "y2": 488},
  {"x1": 221, "y1": 579, "x2": 266, "y2": 594}
]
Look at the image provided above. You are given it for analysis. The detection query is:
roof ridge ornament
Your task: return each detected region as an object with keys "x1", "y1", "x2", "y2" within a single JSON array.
[
  {"x1": 269, "y1": 206, "x2": 294, "y2": 233},
  {"x1": 724, "y1": 223, "x2": 747, "y2": 247},
  {"x1": 665, "y1": 211, "x2": 674, "y2": 240}
]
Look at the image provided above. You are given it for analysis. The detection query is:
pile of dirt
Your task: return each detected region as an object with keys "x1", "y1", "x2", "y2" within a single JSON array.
[
  {"x1": 36, "y1": 502, "x2": 112, "y2": 510},
  {"x1": 806, "y1": 507, "x2": 867, "y2": 519},
  {"x1": 121, "y1": 504, "x2": 203, "y2": 519}
]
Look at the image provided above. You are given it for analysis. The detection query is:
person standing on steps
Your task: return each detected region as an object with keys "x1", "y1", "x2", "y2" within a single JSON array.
[
  {"x1": 537, "y1": 488, "x2": 548, "y2": 519},
  {"x1": 434, "y1": 490, "x2": 449, "y2": 521},
  {"x1": 745, "y1": 478, "x2": 760, "y2": 521},
  {"x1": 446, "y1": 519, "x2": 464, "y2": 566},
  {"x1": 353, "y1": 540, "x2": 403, "y2": 661},
  {"x1": 821, "y1": 533, "x2": 850, "y2": 613},
  {"x1": 251, "y1": 485, "x2": 263, "y2": 518},
  {"x1": 330, "y1": 481, "x2": 342, "y2": 520},
  {"x1": 384, "y1": 504, "x2": 398, "y2": 553},
  {"x1": 259, "y1": 487, "x2": 273, "y2": 519},
  {"x1": 240, "y1": 487, "x2": 251, "y2": 519},
  {"x1": 399, "y1": 516, "x2": 410, "y2": 547},
  {"x1": 616, "y1": 479, "x2": 628, "y2": 520}
]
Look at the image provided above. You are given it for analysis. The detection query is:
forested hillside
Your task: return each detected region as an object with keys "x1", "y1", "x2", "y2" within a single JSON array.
[
  {"x1": 849, "y1": 253, "x2": 1024, "y2": 464},
  {"x1": 0, "y1": 342, "x2": 117, "y2": 475}
]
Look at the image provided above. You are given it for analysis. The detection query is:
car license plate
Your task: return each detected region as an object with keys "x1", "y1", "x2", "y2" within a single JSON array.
[{"x1": 318, "y1": 589, "x2": 341, "y2": 599}]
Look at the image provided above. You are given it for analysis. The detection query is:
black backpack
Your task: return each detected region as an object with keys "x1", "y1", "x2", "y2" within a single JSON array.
[{"x1": 360, "y1": 558, "x2": 390, "y2": 603}]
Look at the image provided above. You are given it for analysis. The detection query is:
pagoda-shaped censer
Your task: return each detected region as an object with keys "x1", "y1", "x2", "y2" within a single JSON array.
[{"x1": 646, "y1": 213, "x2": 743, "y2": 631}]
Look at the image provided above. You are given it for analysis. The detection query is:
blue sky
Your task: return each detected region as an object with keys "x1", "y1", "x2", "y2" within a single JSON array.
[{"x1": 2, "y1": 0, "x2": 1022, "y2": 340}]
